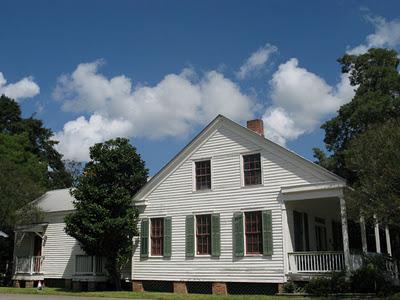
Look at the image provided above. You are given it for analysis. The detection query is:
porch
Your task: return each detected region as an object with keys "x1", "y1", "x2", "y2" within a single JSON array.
[
  {"x1": 13, "y1": 224, "x2": 47, "y2": 280},
  {"x1": 281, "y1": 182, "x2": 399, "y2": 280}
]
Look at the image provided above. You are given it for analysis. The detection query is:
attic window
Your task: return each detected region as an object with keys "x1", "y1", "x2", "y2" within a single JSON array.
[
  {"x1": 243, "y1": 153, "x2": 261, "y2": 186},
  {"x1": 195, "y1": 160, "x2": 211, "y2": 190}
]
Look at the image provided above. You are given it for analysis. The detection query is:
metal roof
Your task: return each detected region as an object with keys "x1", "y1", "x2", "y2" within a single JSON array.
[{"x1": 33, "y1": 188, "x2": 75, "y2": 212}]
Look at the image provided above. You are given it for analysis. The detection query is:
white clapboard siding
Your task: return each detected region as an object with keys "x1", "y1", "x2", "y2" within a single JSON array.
[
  {"x1": 41, "y1": 212, "x2": 85, "y2": 279},
  {"x1": 39, "y1": 212, "x2": 132, "y2": 279},
  {"x1": 132, "y1": 124, "x2": 332, "y2": 283}
]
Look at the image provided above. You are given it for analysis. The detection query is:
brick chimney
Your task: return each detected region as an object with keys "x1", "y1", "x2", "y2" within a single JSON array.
[{"x1": 247, "y1": 119, "x2": 264, "y2": 136}]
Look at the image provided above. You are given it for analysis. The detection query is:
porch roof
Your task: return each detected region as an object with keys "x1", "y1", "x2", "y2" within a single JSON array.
[
  {"x1": 281, "y1": 182, "x2": 345, "y2": 201},
  {"x1": 15, "y1": 223, "x2": 48, "y2": 233}
]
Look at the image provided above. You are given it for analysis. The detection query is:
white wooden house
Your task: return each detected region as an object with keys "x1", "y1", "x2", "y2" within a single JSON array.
[{"x1": 12, "y1": 115, "x2": 397, "y2": 293}]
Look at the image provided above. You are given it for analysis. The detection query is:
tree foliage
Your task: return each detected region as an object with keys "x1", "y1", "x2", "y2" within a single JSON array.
[
  {"x1": 64, "y1": 138, "x2": 148, "y2": 290},
  {"x1": 314, "y1": 48, "x2": 400, "y2": 223},
  {"x1": 345, "y1": 120, "x2": 400, "y2": 224},
  {"x1": 0, "y1": 133, "x2": 47, "y2": 268},
  {"x1": 315, "y1": 48, "x2": 400, "y2": 182},
  {"x1": 0, "y1": 95, "x2": 73, "y2": 188}
]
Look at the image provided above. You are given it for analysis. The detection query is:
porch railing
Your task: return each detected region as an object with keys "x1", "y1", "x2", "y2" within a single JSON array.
[
  {"x1": 75, "y1": 255, "x2": 105, "y2": 275},
  {"x1": 14, "y1": 256, "x2": 44, "y2": 274},
  {"x1": 288, "y1": 251, "x2": 345, "y2": 273}
]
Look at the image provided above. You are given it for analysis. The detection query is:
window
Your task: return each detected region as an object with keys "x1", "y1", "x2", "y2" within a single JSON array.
[
  {"x1": 243, "y1": 153, "x2": 261, "y2": 186},
  {"x1": 196, "y1": 214, "x2": 211, "y2": 255},
  {"x1": 151, "y1": 218, "x2": 164, "y2": 256},
  {"x1": 245, "y1": 211, "x2": 263, "y2": 254},
  {"x1": 195, "y1": 160, "x2": 211, "y2": 190},
  {"x1": 293, "y1": 211, "x2": 310, "y2": 251}
]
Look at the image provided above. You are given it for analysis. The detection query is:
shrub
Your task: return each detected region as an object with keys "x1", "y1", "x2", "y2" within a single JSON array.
[
  {"x1": 345, "y1": 253, "x2": 395, "y2": 295},
  {"x1": 304, "y1": 277, "x2": 332, "y2": 296},
  {"x1": 282, "y1": 281, "x2": 297, "y2": 293},
  {"x1": 330, "y1": 271, "x2": 350, "y2": 293},
  {"x1": 350, "y1": 263, "x2": 393, "y2": 295}
]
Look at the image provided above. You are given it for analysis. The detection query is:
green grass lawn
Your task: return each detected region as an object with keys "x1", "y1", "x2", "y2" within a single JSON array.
[
  {"x1": 1, "y1": 287, "x2": 397, "y2": 300},
  {"x1": 0, "y1": 287, "x2": 338, "y2": 300}
]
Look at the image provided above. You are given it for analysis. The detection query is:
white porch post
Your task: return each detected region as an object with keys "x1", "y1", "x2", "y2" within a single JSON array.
[
  {"x1": 385, "y1": 225, "x2": 392, "y2": 257},
  {"x1": 374, "y1": 214, "x2": 381, "y2": 253},
  {"x1": 339, "y1": 195, "x2": 351, "y2": 272},
  {"x1": 360, "y1": 216, "x2": 368, "y2": 253},
  {"x1": 281, "y1": 205, "x2": 289, "y2": 277}
]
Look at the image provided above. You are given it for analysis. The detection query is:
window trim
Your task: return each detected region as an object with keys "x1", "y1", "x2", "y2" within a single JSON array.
[
  {"x1": 192, "y1": 158, "x2": 213, "y2": 192},
  {"x1": 240, "y1": 151, "x2": 263, "y2": 188},
  {"x1": 194, "y1": 214, "x2": 212, "y2": 256},
  {"x1": 149, "y1": 217, "x2": 164, "y2": 258}
]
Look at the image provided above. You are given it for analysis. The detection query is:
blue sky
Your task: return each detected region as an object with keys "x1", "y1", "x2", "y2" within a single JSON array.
[{"x1": 1, "y1": 1, "x2": 400, "y2": 175}]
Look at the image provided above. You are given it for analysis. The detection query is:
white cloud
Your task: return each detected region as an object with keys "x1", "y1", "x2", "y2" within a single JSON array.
[
  {"x1": 54, "y1": 114, "x2": 133, "y2": 161},
  {"x1": 236, "y1": 44, "x2": 277, "y2": 79},
  {"x1": 348, "y1": 15, "x2": 400, "y2": 55},
  {"x1": 263, "y1": 58, "x2": 355, "y2": 145},
  {"x1": 0, "y1": 72, "x2": 40, "y2": 100},
  {"x1": 54, "y1": 60, "x2": 255, "y2": 160},
  {"x1": 263, "y1": 107, "x2": 305, "y2": 146}
]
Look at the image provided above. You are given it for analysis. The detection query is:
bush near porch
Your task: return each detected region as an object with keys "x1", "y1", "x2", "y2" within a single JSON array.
[{"x1": 285, "y1": 267, "x2": 396, "y2": 296}]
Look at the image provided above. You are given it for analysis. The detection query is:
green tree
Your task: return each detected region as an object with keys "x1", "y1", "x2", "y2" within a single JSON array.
[
  {"x1": 64, "y1": 138, "x2": 148, "y2": 290},
  {"x1": 344, "y1": 120, "x2": 400, "y2": 224},
  {"x1": 0, "y1": 95, "x2": 73, "y2": 188},
  {"x1": 314, "y1": 48, "x2": 400, "y2": 182},
  {"x1": 0, "y1": 133, "x2": 47, "y2": 269}
]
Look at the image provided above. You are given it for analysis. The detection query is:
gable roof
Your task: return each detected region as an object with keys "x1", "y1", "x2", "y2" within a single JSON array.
[
  {"x1": 33, "y1": 188, "x2": 75, "y2": 212},
  {"x1": 134, "y1": 115, "x2": 345, "y2": 202}
]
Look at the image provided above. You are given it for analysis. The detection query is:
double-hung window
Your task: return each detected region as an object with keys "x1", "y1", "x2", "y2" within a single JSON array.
[
  {"x1": 233, "y1": 210, "x2": 273, "y2": 257},
  {"x1": 195, "y1": 160, "x2": 211, "y2": 190},
  {"x1": 151, "y1": 218, "x2": 164, "y2": 256},
  {"x1": 196, "y1": 214, "x2": 211, "y2": 255},
  {"x1": 245, "y1": 211, "x2": 263, "y2": 254},
  {"x1": 140, "y1": 217, "x2": 172, "y2": 259},
  {"x1": 243, "y1": 153, "x2": 262, "y2": 186}
]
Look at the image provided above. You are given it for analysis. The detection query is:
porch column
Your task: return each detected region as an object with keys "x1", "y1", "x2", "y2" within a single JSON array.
[
  {"x1": 385, "y1": 225, "x2": 392, "y2": 257},
  {"x1": 360, "y1": 216, "x2": 368, "y2": 253},
  {"x1": 339, "y1": 195, "x2": 351, "y2": 272},
  {"x1": 374, "y1": 215, "x2": 381, "y2": 253}
]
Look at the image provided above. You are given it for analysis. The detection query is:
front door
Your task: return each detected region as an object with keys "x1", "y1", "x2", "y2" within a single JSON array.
[
  {"x1": 315, "y1": 218, "x2": 327, "y2": 251},
  {"x1": 33, "y1": 235, "x2": 42, "y2": 273}
]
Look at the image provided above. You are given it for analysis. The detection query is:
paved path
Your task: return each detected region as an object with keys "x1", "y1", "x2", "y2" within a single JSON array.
[{"x1": 0, "y1": 294, "x2": 149, "y2": 300}]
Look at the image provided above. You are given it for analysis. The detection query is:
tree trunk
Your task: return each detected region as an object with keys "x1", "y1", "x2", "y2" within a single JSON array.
[{"x1": 105, "y1": 257, "x2": 121, "y2": 291}]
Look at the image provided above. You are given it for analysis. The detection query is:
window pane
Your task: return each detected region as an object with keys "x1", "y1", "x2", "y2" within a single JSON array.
[
  {"x1": 245, "y1": 211, "x2": 263, "y2": 254},
  {"x1": 243, "y1": 154, "x2": 261, "y2": 186},
  {"x1": 151, "y1": 218, "x2": 164, "y2": 256},
  {"x1": 195, "y1": 160, "x2": 211, "y2": 190},
  {"x1": 196, "y1": 214, "x2": 211, "y2": 255}
]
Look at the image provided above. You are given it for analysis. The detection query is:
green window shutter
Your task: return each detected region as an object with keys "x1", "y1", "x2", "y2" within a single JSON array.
[
  {"x1": 140, "y1": 218, "x2": 149, "y2": 258},
  {"x1": 262, "y1": 210, "x2": 273, "y2": 256},
  {"x1": 185, "y1": 215, "x2": 194, "y2": 257},
  {"x1": 163, "y1": 217, "x2": 172, "y2": 258},
  {"x1": 233, "y1": 212, "x2": 244, "y2": 257},
  {"x1": 211, "y1": 213, "x2": 221, "y2": 256}
]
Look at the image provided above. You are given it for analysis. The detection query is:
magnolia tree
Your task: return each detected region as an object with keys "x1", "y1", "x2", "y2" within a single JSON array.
[{"x1": 65, "y1": 138, "x2": 148, "y2": 290}]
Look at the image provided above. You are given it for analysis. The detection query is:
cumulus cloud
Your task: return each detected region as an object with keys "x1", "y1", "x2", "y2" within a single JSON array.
[
  {"x1": 348, "y1": 15, "x2": 400, "y2": 55},
  {"x1": 263, "y1": 58, "x2": 355, "y2": 145},
  {"x1": 0, "y1": 72, "x2": 40, "y2": 100},
  {"x1": 54, "y1": 114, "x2": 133, "y2": 161},
  {"x1": 236, "y1": 44, "x2": 277, "y2": 79},
  {"x1": 54, "y1": 60, "x2": 255, "y2": 160}
]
